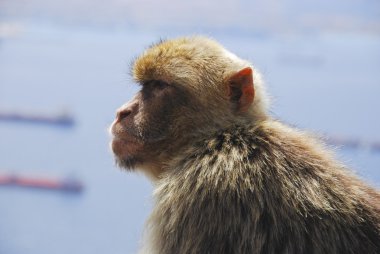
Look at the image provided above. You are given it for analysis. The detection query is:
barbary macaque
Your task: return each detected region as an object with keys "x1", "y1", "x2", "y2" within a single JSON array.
[{"x1": 110, "y1": 36, "x2": 380, "y2": 254}]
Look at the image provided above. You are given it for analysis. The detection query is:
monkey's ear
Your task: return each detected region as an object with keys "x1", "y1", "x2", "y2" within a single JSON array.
[{"x1": 227, "y1": 67, "x2": 255, "y2": 113}]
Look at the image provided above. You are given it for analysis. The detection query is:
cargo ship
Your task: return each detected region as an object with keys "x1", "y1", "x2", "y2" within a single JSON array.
[
  {"x1": 0, "y1": 174, "x2": 83, "y2": 193},
  {"x1": 0, "y1": 111, "x2": 75, "y2": 128}
]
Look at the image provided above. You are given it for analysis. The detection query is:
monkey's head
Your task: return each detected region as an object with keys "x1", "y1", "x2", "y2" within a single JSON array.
[{"x1": 110, "y1": 36, "x2": 269, "y2": 178}]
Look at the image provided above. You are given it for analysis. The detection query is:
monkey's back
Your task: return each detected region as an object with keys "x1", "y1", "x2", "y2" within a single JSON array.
[{"x1": 145, "y1": 120, "x2": 380, "y2": 254}]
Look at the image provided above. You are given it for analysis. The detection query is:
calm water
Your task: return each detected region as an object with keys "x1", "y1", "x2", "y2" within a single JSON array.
[{"x1": 0, "y1": 23, "x2": 379, "y2": 253}]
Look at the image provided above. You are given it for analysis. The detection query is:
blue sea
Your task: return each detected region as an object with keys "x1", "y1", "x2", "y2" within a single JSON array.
[{"x1": 0, "y1": 20, "x2": 379, "y2": 254}]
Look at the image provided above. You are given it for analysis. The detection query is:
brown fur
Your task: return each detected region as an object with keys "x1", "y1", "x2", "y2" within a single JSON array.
[
  {"x1": 143, "y1": 121, "x2": 380, "y2": 253},
  {"x1": 111, "y1": 36, "x2": 380, "y2": 254}
]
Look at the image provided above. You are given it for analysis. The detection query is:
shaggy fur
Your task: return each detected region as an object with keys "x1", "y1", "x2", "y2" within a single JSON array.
[
  {"x1": 113, "y1": 36, "x2": 380, "y2": 253},
  {"x1": 142, "y1": 121, "x2": 380, "y2": 254}
]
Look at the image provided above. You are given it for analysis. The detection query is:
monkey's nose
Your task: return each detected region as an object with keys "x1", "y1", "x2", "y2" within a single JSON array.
[{"x1": 116, "y1": 109, "x2": 132, "y2": 122}]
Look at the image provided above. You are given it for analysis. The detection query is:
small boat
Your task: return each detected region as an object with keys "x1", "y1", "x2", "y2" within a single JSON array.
[
  {"x1": 326, "y1": 136, "x2": 361, "y2": 149},
  {"x1": 370, "y1": 142, "x2": 380, "y2": 153},
  {"x1": 0, "y1": 174, "x2": 83, "y2": 193},
  {"x1": 326, "y1": 135, "x2": 380, "y2": 154},
  {"x1": 0, "y1": 22, "x2": 22, "y2": 39},
  {"x1": 0, "y1": 111, "x2": 75, "y2": 128}
]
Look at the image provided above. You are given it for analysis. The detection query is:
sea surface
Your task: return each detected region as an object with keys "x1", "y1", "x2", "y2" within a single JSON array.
[{"x1": 0, "y1": 22, "x2": 379, "y2": 253}]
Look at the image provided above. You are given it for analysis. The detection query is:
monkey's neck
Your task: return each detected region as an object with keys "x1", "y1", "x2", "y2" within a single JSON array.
[{"x1": 148, "y1": 119, "x2": 267, "y2": 181}]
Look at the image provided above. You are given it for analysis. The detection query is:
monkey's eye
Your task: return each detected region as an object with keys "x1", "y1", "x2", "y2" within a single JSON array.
[
  {"x1": 152, "y1": 80, "x2": 168, "y2": 90},
  {"x1": 141, "y1": 80, "x2": 170, "y2": 99},
  {"x1": 143, "y1": 80, "x2": 169, "y2": 91}
]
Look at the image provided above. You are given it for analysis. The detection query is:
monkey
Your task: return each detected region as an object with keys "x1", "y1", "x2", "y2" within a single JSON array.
[{"x1": 110, "y1": 36, "x2": 380, "y2": 254}]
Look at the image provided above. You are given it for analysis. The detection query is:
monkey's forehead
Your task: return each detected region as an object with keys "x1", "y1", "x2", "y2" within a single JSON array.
[{"x1": 131, "y1": 36, "x2": 244, "y2": 86}]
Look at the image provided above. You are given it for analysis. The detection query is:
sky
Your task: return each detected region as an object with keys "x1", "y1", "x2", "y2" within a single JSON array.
[{"x1": 1, "y1": 0, "x2": 379, "y2": 35}]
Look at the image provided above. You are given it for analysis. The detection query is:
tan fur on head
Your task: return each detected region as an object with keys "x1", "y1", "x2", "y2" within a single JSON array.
[{"x1": 133, "y1": 36, "x2": 269, "y2": 122}]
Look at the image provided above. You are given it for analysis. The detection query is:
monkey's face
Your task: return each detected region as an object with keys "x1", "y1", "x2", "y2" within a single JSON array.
[
  {"x1": 110, "y1": 80, "x2": 192, "y2": 170},
  {"x1": 111, "y1": 37, "x2": 261, "y2": 174}
]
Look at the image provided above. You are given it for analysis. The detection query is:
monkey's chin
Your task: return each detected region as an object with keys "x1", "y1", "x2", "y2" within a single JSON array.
[
  {"x1": 111, "y1": 138, "x2": 144, "y2": 170},
  {"x1": 115, "y1": 156, "x2": 141, "y2": 170}
]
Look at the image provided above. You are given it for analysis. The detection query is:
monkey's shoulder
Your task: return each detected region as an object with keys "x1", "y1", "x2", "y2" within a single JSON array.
[
  {"x1": 178, "y1": 121, "x2": 330, "y2": 175},
  {"x1": 163, "y1": 123, "x2": 294, "y2": 193},
  {"x1": 164, "y1": 121, "x2": 379, "y2": 211}
]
